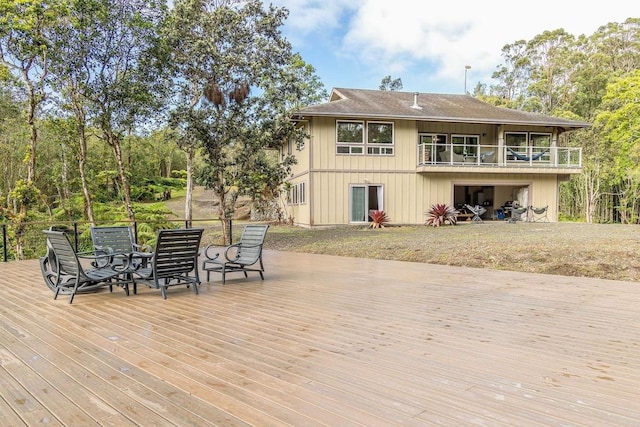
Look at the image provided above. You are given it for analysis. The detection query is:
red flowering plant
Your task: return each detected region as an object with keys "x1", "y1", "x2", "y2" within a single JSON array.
[
  {"x1": 368, "y1": 210, "x2": 390, "y2": 229},
  {"x1": 425, "y1": 204, "x2": 459, "y2": 227}
]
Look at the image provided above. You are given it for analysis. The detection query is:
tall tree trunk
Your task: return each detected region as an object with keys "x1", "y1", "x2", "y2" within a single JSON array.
[
  {"x1": 108, "y1": 134, "x2": 135, "y2": 221},
  {"x1": 78, "y1": 129, "x2": 95, "y2": 224},
  {"x1": 184, "y1": 146, "x2": 194, "y2": 227}
]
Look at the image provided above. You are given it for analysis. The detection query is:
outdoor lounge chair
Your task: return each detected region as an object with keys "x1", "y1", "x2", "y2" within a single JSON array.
[
  {"x1": 464, "y1": 204, "x2": 487, "y2": 223},
  {"x1": 132, "y1": 228, "x2": 203, "y2": 299},
  {"x1": 202, "y1": 224, "x2": 269, "y2": 284},
  {"x1": 529, "y1": 205, "x2": 549, "y2": 222},
  {"x1": 40, "y1": 229, "x2": 129, "y2": 304}
]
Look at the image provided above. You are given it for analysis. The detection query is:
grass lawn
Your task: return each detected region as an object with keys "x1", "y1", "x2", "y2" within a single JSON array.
[
  {"x1": 259, "y1": 221, "x2": 640, "y2": 283},
  {"x1": 167, "y1": 188, "x2": 639, "y2": 283}
]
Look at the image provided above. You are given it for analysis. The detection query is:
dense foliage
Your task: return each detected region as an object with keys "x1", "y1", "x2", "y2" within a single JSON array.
[
  {"x1": 477, "y1": 18, "x2": 640, "y2": 223},
  {"x1": 0, "y1": 0, "x2": 326, "y2": 257}
]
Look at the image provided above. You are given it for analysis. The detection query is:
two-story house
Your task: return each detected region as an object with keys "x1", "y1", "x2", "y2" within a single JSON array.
[{"x1": 283, "y1": 88, "x2": 590, "y2": 227}]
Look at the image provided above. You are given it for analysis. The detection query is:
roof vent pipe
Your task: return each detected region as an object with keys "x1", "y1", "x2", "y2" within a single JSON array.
[{"x1": 411, "y1": 92, "x2": 422, "y2": 109}]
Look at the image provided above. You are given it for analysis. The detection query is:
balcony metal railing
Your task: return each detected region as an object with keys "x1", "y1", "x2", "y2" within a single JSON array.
[{"x1": 417, "y1": 143, "x2": 582, "y2": 168}]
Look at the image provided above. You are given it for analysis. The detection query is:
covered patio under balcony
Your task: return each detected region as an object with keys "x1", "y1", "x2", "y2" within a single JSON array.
[{"x1": 1, "y1": 251, "x2": 638, "y2": 426}]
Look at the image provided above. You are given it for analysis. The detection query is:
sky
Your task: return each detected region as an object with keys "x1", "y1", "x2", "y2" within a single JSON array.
[{"x1": 271, "y1": 0, "x2": 638, "y2": 96}]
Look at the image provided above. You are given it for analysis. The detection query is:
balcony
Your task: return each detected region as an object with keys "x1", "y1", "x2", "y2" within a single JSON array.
[{"x1": 417, "y1": 143, "x2": 582, "y2": 174}]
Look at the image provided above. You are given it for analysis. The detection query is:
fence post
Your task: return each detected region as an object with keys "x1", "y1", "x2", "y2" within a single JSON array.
[
  {"x1": 73, "y1": 222, "x2": 79, "y2": 252},
  {"x1": 229, "y1": 219, "x2": 233, "y2": 245},
  {"x1": 2, "y1": 224, "x2": 6, "y2": 262}
]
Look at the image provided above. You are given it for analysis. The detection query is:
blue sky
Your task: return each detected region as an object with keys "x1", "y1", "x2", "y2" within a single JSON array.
[{"x1": 272, "y1": 0, "x2": 637, "y2": 95}]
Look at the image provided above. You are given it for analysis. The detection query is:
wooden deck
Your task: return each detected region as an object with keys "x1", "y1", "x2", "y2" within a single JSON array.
[{"x1": 1, "y1": 251, "x2": 639, "y2": 426}]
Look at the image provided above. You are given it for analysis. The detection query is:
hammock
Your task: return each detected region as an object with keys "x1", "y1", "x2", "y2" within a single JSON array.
[{"x1": 507, "y1": 147, "x2": 549, "y2": 161}]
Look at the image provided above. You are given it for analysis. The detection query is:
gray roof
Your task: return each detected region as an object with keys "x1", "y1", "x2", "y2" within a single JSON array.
[{"x1": 295, "y1": 88, "x2": 591, "y2": 130}]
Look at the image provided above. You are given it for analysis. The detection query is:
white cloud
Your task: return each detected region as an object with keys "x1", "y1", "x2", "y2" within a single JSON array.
[{"x1": 274, "y1": 0, "x2": 637, "y2": 92}]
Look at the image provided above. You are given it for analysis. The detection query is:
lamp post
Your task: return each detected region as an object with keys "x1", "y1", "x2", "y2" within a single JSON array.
[{"x1": 464, "y1": 65, "x2": 471, "y2": 94}]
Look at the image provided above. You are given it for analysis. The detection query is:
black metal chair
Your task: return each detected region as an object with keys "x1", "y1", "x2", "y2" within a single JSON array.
[
  {"x1": 132, "y1": 228, "x2": 203, "y2": 299},
  {"x1": 202, "y1": 224, "x2": 269, "y2": 284},
  {"x1": 40, "y1": 229, "x2": 129, "y2": 304},
  {"x1": 90, "y1": 225, "x2": 152, "y2": 269}
]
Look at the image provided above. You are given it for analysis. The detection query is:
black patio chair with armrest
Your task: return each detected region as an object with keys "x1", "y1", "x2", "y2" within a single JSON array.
[
  {"x1": 132, "y1": 228, "x2": 203, "y2": 299},
  {"x1": 202, "y1": 224, "x2": 269, "y2": 284},
  {"x1": 40, "y1": 229, "x2": 130, "y2": 304},
  {"x1": 90, "y1": 225, "x2": 153, "y2": 270}
]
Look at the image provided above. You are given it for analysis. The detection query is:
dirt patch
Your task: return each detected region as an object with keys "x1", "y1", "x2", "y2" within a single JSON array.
[{"x1": 164, "y1": 186, "x2": 252, "y2": 220}]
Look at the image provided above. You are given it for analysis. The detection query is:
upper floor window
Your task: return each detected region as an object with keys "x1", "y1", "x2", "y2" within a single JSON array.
[
  {"x1": 337, "y1": 120, "x2": 394, "y2": 156},
  {"x1": 451, "y1": 134, "x2": 479, "y2": 157},
  {"x1": 367, "y1": 122, "x2": 394, "y2": 155},
  {"x1": 337, "y1": 120, "x2": 364, "y2": 154},
  {"x1": 505, "y1": 132, "x2": 552, "y2": 161}
]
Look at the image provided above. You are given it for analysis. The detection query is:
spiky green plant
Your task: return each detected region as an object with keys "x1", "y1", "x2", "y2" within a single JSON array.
[
  {"x1": 425, "y1": 204, "x2": 458, "y2": 227},
  {"x1": 368, "y1": 210, "x2": 390, "y2": 229}
]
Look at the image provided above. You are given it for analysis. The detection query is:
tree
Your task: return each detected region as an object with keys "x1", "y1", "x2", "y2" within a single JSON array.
[
  {"x1": 379, "y1": 75, "x2": 403, "y2": 91},
  {"x1": 166, "y1": 0, "x2": 325, "y2": 243},
  {"x1": 60, "y1": 0, "x2": 170, "y2": 222},
  {"x1": 0, "y1": 0, "x2": 68, "y2": 183},
  {"x1": 592, "y1": 70, "x2": 640, "y2": 223},
  {"x1": 0, "y1": 0, "x2": 69, "y2": 258}
]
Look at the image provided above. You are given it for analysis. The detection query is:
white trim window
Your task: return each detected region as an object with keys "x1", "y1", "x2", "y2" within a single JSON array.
[
  {"x1": 451, "y1": 134, "x2": 479, "y2": 157},
  {"x1": 337, "y1": 120, "x2": 394, "y2": 156},
  {"x1": 288, "y1": 182, "x2": 306, "y2": 205},
  {"x1": 505, "y1": 132, "x2": 551, "y2": 161},
  {"x1": 367, "y1": 122, "x2": 394, "y2": 155},
  {"x1": 336, "y1": 120, "x2": 364, "y2": 154},
  {"x1": 350, "y1": 184, "x2": 383, "y2": 223}
]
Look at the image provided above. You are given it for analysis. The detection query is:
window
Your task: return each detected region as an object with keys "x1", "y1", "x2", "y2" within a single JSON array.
[
  {"x1": 530, "y1": 133, "x2": 551, "y2": 149},
  {"x1": 367, "y1": 122, "x2": 394, "y2": 155},
  {"x1": 505, "y1": 132, "x2": 527, "y2": 148},
  {"x1": 418, "y1": 133, "x2": 446, "y2": 163},
  {"x1": 451, "y1": 134, "x2": 479, "y2": 157},
  {"x1": 336, "y1": 120, "x2": 364, "y2": 154},
  {"x1": 337, "y1": 120, "x2": 394, "y2": 155},
  {"x1": 505, "y1": 132, "x2": 551, "y2": 161},
  {"x1": 288, "y1": 182, "x2": 306, "y2": 205},
  {"x1": 299, "y1": 182, "x2": 306, "y2": 204},
  {"x1": 350, "y1": 185, "x2": 383, "y2": 223}
]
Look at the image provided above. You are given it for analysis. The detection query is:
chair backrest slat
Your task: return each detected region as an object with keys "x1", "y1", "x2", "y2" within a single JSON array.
[
  {"x1": 91, "y1": 226, "x2": 135, "y2": 253},
  {"x1": 152, "y1": 229, "x2": 203, "y2": 279},
  {"x1": 236, "y1": 225, "x2": 268, "y2": 264},
  {"x1": 43, "y1": 230, "x2": 83, "y2": 277}
]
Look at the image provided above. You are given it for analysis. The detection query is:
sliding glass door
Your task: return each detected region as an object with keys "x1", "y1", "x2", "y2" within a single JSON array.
[{"x1": 350, "y1": 185, "x2": 383, "y2": 223}]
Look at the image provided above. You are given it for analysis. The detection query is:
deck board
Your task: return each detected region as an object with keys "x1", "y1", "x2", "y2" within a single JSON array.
[{"x1": 1, "y1": 251, "x2": 640, "y2": 426}]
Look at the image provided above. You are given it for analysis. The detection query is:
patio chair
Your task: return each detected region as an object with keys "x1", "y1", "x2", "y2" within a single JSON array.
[
  {"x1": 90, "y1": 225, "x2": 153, "y2": 270},
  {"x1": 40, "y1": 229, "x2": 129, "y2": 304},
  {"x1": 132, "y1": 228, "x2": 203, "y2": 299},
  {"x1": 530, "y1": 205, "x2": 549, "y2": 222},
  {"x1": 508, "y1": 206, "x2": 529, "y2": 223},
  {"x1": 202, "y1": 224, "x2": 269, "y2": 284},
  {"x1": 464, "y1": 204, "x2": 487, "y2": 223}
]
